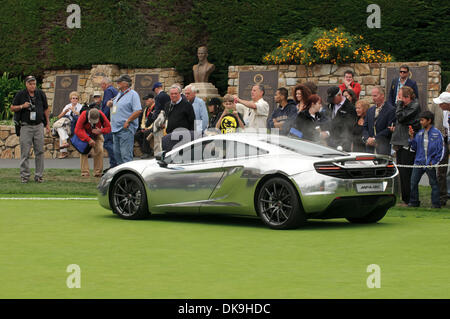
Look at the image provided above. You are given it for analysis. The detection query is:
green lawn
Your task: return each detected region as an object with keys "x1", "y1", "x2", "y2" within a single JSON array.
[
  {"x1": 1, "y1": 200, "x2": 449, "y2": 299},
  {"x1": 0, "y1": 169, "x2": 98, "y2": 197}
]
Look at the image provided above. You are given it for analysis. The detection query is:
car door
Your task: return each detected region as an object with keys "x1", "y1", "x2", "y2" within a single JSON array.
[
  {"x1": 201, "y1": 140, "x2": 269, "y2": 215},
  {"x1": 146, "y1": 139, "x2": 226, "y2": 212}
]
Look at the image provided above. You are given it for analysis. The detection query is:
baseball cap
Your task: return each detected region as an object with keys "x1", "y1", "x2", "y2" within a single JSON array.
[
  {"x1": 25, "y1": 75, "x2": 36, "y2": 83},
  {"x1": 327, "y1": 86, "x2": 340, "y2": 104},
  {"x1": 152, "y1": 82, "x2": 163, "y2": 91},
  {"x1": 433, "y1": 92, "x2": 450, "y2": 104},
  {"x1": 93, "y1": 91, "x2": 102, "y2": 97},
  {"x1": 115, "y1": 74, "x2": 132, "y2": 84},
  {"x1": 88, "y1": 108, "x2": 100, "y2": 125}
]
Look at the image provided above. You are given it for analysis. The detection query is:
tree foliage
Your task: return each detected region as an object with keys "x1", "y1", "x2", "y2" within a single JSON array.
[{"x1": 0, "y1": 0, "x2": 448, "y2": 96}]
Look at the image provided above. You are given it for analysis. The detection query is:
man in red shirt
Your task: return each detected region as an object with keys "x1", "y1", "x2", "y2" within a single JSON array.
[
  {"x1": 339, "y1": 70, "x2": 361, "y2": 100},
  {"x1": 75, "y1": 108, "x2": 111, "y2": 177}
]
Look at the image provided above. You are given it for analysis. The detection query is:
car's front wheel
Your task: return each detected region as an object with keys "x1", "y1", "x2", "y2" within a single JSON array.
[
  {"x1": 257, "y1": 177, "x2": 305, "y2": 229},
  {"x1": 346, "y1": 207, "x2": 389, "y2": 224},
  {"x1": 110, "y1": 173, "x2": 150, "y2": 219}
]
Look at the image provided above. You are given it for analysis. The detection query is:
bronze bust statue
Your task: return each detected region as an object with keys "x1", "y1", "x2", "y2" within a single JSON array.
[{"x1": 193, "y1": 46, "x2": 215, "y2": 83}]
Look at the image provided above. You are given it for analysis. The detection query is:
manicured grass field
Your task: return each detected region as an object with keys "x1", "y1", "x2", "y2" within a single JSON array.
[{"x1": 1, "y1": 199, "x2": 449, "y2": 299}]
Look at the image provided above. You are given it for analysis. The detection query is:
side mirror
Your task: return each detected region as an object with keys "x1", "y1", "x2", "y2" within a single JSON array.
[{"x1": 155, "y1": 151, "x2": 168, "y2": 167}]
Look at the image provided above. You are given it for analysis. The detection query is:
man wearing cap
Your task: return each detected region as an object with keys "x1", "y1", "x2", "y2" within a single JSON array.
[
  {"x1": 11, "y1": 76, "x2": 50, "y2": 183},
  {"x1": 148, "y1": 82, "x2": 170, "y2": 127},
  {"x1": 75, "y1": 108, "x2": 111, "y2": 177},
  {"x1": 433, "y1": 90, "x2": 450, "y2": 206},
  {"x1": 106, "y1": 75, "x2": 142, "y2": 165},
  {"x1": 322, "y1": 86, "x2": 357, "y2": 152},
  {"x1": 135, "y1": 93, "x2": 155, "y2": 159},
  {"x1": 101, "y1": 77, "x2": 119, "y2": 168}
]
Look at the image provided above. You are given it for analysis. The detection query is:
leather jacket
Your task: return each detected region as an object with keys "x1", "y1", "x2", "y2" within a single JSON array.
[{"x1": 390, "y1": 99, "x2": 421, "y2": 146}]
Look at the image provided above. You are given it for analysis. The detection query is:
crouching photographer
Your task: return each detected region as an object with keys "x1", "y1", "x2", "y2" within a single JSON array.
[{"x1": 74, "y1": 108, "x2": 111, "y2": 177}]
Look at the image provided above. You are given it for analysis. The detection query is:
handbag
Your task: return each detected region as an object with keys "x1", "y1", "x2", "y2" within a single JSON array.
[{"x1": 70, "y1": 134, "x2": 92, "y2": 154}]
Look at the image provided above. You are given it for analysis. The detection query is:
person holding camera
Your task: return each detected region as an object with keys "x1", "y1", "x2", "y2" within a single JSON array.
[
  {"x1": 74, "y1": 108, "x2": 111, "y2": 177},
  {"x1": 11, "y1": 75, "x2": 50, "y2": 183},
  {"x1": 215, "y1": 94, "x2": 245, "y2": 134},
  {"x1": 390, "y1": 86, "x2": 421, "y2": 206}
]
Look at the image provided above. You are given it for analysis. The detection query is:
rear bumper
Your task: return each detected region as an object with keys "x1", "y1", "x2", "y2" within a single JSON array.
[
  {"x1": 291, "y1": 169, "x2": 399, "y2": 215},
  {"x1": 307, "y1": 195, "x2": 396, "y2": 219}
]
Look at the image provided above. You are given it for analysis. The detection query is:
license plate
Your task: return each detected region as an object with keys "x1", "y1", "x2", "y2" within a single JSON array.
[{"x1": 356, "y1": 183, "x2": 383, "y2": 193}]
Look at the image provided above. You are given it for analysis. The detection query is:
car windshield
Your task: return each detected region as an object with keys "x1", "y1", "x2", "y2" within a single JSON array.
[{"x1": 261, "y1": 135, "x2": 348, "y2": 157}]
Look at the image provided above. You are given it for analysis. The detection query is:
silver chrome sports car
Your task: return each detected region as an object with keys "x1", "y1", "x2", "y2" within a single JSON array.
[{"x1": 98, "y1": 133, "x2": 399, "y2": 229}]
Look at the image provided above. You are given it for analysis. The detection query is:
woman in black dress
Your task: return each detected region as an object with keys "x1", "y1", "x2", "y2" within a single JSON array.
[{"x1": 352, "y1": 99, "x2": 370, "y2": 152}]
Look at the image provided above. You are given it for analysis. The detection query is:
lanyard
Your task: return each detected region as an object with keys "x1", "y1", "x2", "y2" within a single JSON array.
[{"x1": 116, "y1": 89, "x2": 130, "y2": 103}]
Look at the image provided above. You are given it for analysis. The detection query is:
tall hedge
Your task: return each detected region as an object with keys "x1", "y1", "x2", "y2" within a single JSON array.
[{"x1": 0, "y1": 0, "x2": 449, "y2": 96}]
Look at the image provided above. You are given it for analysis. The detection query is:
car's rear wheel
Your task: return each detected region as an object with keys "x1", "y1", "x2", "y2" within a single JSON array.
[
  {"x1": 346, "y1": 207, "x2": 388, "y2": 224},
  {"x1": 111, "y1": 173, "x2": 150, "y2": 219},
  {"x1": 257, "y1": 177, "x2": 305, "y2": 229}
]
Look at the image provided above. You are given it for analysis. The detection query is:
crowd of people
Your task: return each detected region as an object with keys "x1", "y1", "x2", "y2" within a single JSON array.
[{"x1": 10, "y1": 67, "x2": 450, "y2": 209}]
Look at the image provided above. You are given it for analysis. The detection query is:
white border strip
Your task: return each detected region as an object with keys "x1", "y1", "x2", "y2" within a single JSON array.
[{"x1": 0, "y1": 197, "x2": 97, "y2": 200}]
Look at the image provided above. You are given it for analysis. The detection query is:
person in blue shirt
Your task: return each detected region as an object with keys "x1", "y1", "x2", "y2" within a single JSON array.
[
  {"x1": 101, "y1": 77, "x2": 119, "y2": 168},
  {"x1": 408, "y1": 111, "x2": 445, "y2": 208},
  {"x1": 106, "y1": 75, "x2": 142, "y2": 165},
  {"x1": 184, "y1": 84, "x2": 209, "y2": 134}
]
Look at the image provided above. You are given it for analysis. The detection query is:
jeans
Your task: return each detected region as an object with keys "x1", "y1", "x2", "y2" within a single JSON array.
[
  {"x1": 103, "y1": 132, "x2": 117, "y2": 168},
  {"x1": 410, "y1": 167, "x2": 440, "y2": 207},
  {"x1": 113, "y1": 128, "x2": 135, "y2": 165}
]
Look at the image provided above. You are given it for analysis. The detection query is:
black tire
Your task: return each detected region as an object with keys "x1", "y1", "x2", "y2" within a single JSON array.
[
  {"x1": 257, "y1": 177, "x2": 306, "y2": 229},
  {"x1": 346, "y1": 207, "x2": 388, "y2": 224},
  {"x1": 110, "y1": 173, "x2": 150, "y2": 220}
]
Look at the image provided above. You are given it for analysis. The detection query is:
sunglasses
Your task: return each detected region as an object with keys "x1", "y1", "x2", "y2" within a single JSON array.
[
  {"x1": 399, "y1": 70, "x2": 408, "y2": 74},
  {"x1": 71, "y1": 97, "x2": 79, "y2": 99}
]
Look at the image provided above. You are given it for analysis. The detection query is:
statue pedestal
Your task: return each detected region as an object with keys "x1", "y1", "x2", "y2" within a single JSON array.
[{"x1": 190, "y1": 82, "x2": 220, "y2": 101}]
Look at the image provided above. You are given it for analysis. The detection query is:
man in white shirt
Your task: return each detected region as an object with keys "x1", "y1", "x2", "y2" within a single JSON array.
[{"x1": 233, "y1": 84, "x2": 269, "y2": 130}]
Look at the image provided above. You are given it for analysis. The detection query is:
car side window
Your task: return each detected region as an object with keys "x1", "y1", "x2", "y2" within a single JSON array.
[
  {"x1": 167, "y1": 140, "x2": 226, "y2": 165},
  {"x1": 224, "y1": 141, "x2": 268, "y2": 159},
  {"x1": 202, "y1": 140, "x2": 225, "y2": 162}
]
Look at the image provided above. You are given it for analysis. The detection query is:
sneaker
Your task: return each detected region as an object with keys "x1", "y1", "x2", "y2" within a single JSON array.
[
  {"x1": 21, "y1": 177, "x2": 29, "y2": 183},
  {"x1": 34, "y1": 177, "x2": 43, "y2": 183},
  {"x1": 407, "y1": 203, "x2": 420, "y2": 207}
]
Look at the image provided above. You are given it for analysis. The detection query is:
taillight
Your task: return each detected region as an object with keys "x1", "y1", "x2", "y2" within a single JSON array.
[
  {"x1": 317, "y1": 166, "x2": 341, "y2": 170},
  {"x1": 355, "y1": 156, "x2": 376, "y2": 161}
]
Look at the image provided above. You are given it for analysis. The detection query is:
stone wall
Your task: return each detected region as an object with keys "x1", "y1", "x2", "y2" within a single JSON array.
[
  {"x1": 227, "y1": 62, "x2": 441, "y2": 107},
  {"x1": 0, "y1": 125, "x2": 144, "y2": 160},
  {"x1": 42, "y1": 64, "x2": 184, "y2": 115}
]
